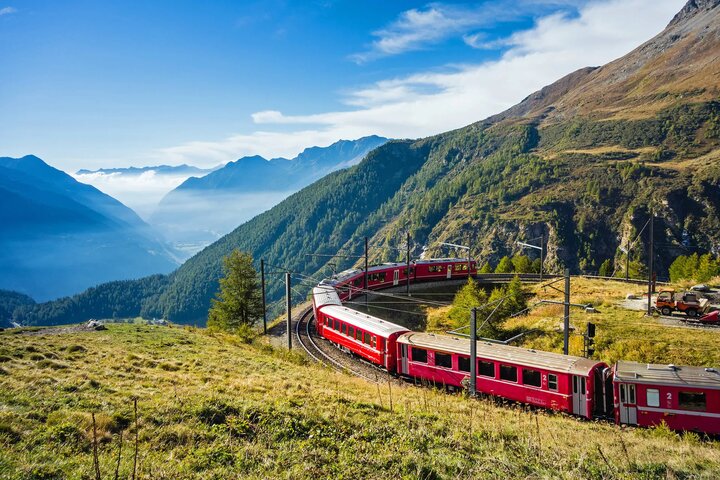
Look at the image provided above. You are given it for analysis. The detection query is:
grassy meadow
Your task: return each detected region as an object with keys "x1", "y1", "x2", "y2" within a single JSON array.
[{"x1": 1, "y1": 314, "x2": 720, "y2": 479}]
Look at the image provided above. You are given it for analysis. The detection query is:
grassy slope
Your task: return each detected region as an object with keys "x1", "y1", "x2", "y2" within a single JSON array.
[
  {"x1": 425, "y1": 278, "x2": 720, "y2": 367},
  {"x1": 1, "y1": 321, "x2": 720, "y2": 479}
]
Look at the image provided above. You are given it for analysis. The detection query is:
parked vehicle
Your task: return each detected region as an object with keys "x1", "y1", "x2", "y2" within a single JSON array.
[{"x1": 655, "y1": 289, "x2": 709, "y2": 317}]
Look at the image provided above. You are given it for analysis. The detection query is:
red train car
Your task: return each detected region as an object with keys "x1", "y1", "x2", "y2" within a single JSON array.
[
  {"x1": 413, "y1": 258, "x2": 476, "y2": 281},
  {"x1": 313, "y1": 287, "x2": 409, "y2": 372},
  {"x1": 396, "y1": 332, "x2": 610, "y2": 418},
  {"x1": 324, "y1": 258, "x2": 477, "y2": 301},
  {"x1": 613, "y1": 361, "x2": 720, "y2": 434}
]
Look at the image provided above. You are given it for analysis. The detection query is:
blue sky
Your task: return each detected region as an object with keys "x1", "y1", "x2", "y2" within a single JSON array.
[{"x1": 1, "y1": 0, "x2": 684, "y2": 174}]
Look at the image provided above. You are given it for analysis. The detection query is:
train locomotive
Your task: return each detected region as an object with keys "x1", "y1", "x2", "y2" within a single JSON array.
[{"x1": 311, "y1": 259, "x2": 720, "y2": 435}]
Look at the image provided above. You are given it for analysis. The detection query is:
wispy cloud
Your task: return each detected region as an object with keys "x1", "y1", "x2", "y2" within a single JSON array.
[
  {"x1": 156, "y1": 0, "x2": 684, "y2": 167},
  {"x1": 350, "y1": 2, "x2": 512, "y2": 63},
  {"x1": 349, "y1": 1, "x2": 593, "y2": 63},
  {"x1": 0, "y1": 6, "x2": 17, "y2": 16}
]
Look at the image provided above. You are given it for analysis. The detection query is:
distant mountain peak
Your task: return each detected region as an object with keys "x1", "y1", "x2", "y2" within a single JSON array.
[{"x1": 669, "y1": 0, "x2": 720, "y2": 27}]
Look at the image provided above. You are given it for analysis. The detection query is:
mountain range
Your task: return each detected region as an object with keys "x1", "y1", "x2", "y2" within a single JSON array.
[
  {"x1": 76, "y1": 164, "x2": 218, "y2": 176},
  {"x1": 11, "y1": 0, "x2": 720, "y2": 325},
  {"x1": 149, "y1": 135, "x2": 388, "y2": 256},
  {"x1": 0, "y1": 155, "x2": 179, "y2": 301}
]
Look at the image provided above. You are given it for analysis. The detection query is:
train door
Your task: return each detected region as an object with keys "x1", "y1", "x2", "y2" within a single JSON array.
[
  {"x1": 572, "y1": 375, "x2": 587, "y2": 417},
  {"x1": 446, "y1": 265, "x2": 452, "y2": 279},
  {"x1": 399, "y1": 344, "x2": 409, "y2": 375},
  {"x1": 393, "y1": 269, "x2": 399, "y2": 286},
  {"x1": 618, "y1": 383, "x2": 637, "y2": 425}
]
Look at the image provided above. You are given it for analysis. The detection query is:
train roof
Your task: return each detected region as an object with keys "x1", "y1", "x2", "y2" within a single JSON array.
[
  {"x1": 320, "y1": 305, "x2": 409, "y2": 338},
  {"x1": 415, "y1": 258, "x2": 470, "y2": 264},
  {"x1": 614, "y1": 360, "x2": 720, "y2": 390},
  {"x1": 397, "y1": 332, "x2": 605, "y2": 376},
  {"x1": 312, "y1": 285, "x2": 342, "y2": 309}
]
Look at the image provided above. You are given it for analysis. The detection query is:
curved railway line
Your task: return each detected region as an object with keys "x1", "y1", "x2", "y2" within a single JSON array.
[{"x1": 294, "y1": 305, "x2": 395, "y2": 384}]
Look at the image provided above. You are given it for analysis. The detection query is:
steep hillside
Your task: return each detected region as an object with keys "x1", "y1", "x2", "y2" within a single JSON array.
[
  {"x1": 150, "y1": 136, "x2": 388, "y2": 256},
  {"x1": 155, "y1": 0, "x2": 720, "y2": 323},
  {"x1": 0, "y1": 156, "x2": 178, "y2": 301},
  {"x1": 13, "y1": 0, "x2": 720, "y2": 325}
]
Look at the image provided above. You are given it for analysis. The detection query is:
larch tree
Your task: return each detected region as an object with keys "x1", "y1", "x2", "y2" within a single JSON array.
[{"x1": 208, "y1": 250, "x2": 263, "y2": 332}]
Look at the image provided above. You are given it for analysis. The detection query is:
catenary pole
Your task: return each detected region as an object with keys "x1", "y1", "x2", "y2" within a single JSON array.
[
  {"x1": 365, "y1": 236, "x2": 369, "y2": 309},
  {"x1": 563, "y1": 268, "x2": 570, "y2": 355},
  {"x1": 406, "y1": 231, "x2": 411, "y2": 296},
  {"x1": 647, "y1": 213, "x2": 654, "y2": 316},
  {"x1": 469, "y1": 308, "x2": 477, "y2": 397},
  {"x1": 261, "y1": 259, "x2": 267, "y2": 334},
  {"x1": 286, "y1": 272, "x2": 292, "y2": 350}
]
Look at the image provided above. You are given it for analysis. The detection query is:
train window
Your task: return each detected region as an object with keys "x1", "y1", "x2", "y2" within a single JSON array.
[
  {"x1": 458, "y1": 356, "x2": 471, "y2": 372},
  {"x1": 646, "y1": 389, "x2": 660, "y2": 407},
  {"x1": 404, "y1": 267, "x2": 415, "y2": 276},
  {"x1": 371, "y1": 336, "x2": 377, "y2": 349},
  {"x1": 479, "y1": 360, "x2": 495, "y2": 377},
  {"x1": 522, "y1": 369, "x2": 541, "y2": 387},
  {"x1": 620, "y1": 384, "x2": 625, "y2": 403},
  {"x1": 349, "y1": 327, "x2": 355, "y2": 339},
  {"x1": 500, "y1": 364, "x2": 518, "y2": 382},
  {"x1": 435, "y1": 352, "x2": 452, "y2": 369},
  {"x1": 356, "y1": 329, "x2": 363, "y2": 341},
  {"x1": 412, "y1": 348, "x2": 428, "y2": 363},
  {"x1": 342, "y1": 323, "x2": 348, "y2": 335},
  {"x1": 364, "y1": 332, "x2": 371, "y2": 345},
  {"x1": 334, "y1": 320, "x2": 340, "y2": 331},
  {"x1": 353, "y1": 278, "x2": 362, "y2": 287},
  {"x1": 548, "y1": 374, "x2": 558, "y2": 391},
  {"x1": 628, "y1": 384, "x2": 635, "y2": 403},
  {"x1": 679, "y1": 392, "x2": 706, "y2": 411},
  {"x1": 456, "y1": 264, "x2": 467, "y2": 271}
]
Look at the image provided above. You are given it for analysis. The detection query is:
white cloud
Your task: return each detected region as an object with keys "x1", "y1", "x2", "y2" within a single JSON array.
[
  {"x1": 155, "y1": 0, "x2": 685, "y2": 167},
  {"x1": 0, "y1": 6, "x2": 16, "y2": 16}
]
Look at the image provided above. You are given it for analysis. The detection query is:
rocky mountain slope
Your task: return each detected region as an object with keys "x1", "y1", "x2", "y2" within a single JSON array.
[
  {"x1": 13, "y1": 0, "x2": 720, "y2": 325},
  {"x1": 0, "y1": 156, "x2": 179, "y2": 301}
]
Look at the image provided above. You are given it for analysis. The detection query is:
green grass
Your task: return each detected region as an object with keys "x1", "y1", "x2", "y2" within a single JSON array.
[{"x1": 1, "y1": 323, "x2": 720, "y2": 479}]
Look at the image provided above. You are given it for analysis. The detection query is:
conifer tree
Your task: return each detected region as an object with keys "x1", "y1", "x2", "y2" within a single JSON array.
[
  {"x1": 495, "y1": 256, "x2": 514, "y2": 273},
  {"x1": 208, "y1": 250, "x2": 263, "y2": 332}
]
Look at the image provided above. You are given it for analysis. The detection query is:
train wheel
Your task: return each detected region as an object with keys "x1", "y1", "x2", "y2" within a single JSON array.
[
  {"x1": 687, "y1": 309, "x2": 698, "y2": 318},
  {"x1": 661, "y1": 307, "x2": 672, "y2": 316}
]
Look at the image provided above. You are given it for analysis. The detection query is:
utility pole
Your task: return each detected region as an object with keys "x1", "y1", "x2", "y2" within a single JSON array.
[
  {"x1": 260, "y1": 259, "x2": 267, "y2": 334},
  {"x1": 364, "y1": 236, "x2": 369, "y2": 309},
  {"x1": 469, "y1": 308, "x2": 477, "y2": 397},
  {"x1": 540, "y1": 235, "x2": 544, "y2": 281},
  {"x1": 647, "y1": 213, "x2": 654, "y2": 316},
  {"x1": 467, "y1": 239, "x2": 471, "y2": 280},
  {"x1": 563, "y1": 268, "x2": 570, "y2": 355},
  {"x1": 406, "y1": 231, "x2": 411, "y2": 296},
  {"x1": 625, "y1": 249, "x2": 630, "y2": 281},
  {"x1": 285, "y1": 272, "x2": 292, "y2": 350}
]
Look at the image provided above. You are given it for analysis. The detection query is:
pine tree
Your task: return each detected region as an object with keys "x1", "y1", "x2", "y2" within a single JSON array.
[
  {"x1": 495, "y1": 256, "x2": 514, "y2": 273},
  {"x1": 208, "y1": 250, "x2": 263, "y2": 332},
  {"x1": 511, "y1": 255, "x2": 532, "y2": 273},
  {"x1": 479, "y1": 262, "x2": 493, "y2": 273},
  {"x1": 598, "y1": 259, "x2": 613, "y2": 277},
  {"x1": 447, "y1": 278, "x2": 488, "y2": 329}
]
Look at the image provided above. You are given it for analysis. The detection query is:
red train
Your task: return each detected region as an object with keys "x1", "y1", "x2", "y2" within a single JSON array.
[
  {"x1": 323, "y1": 258, "x2": 477, "y2": 301},
  {"x1": 311, "y1": 261, "x2": 720, "y2": 435}
]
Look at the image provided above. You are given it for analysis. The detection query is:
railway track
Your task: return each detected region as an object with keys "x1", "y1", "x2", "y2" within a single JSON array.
[{"x1": 294, "y1": 306, "x2": 393, "y2": 384}]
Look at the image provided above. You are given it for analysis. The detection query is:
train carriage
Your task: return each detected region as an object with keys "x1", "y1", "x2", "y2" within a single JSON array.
[
  {"x1": 613, "y1": 361, "x2": 720, "y2": 434},
  {"x1": 413, "y1": 258, "x2": 476, "y2": 281},
  {"x1": 312, "y1": 286, "x2": 409, "y2": 372},
  {"x1": 396, "y1": 332, "x2": 610, "y2": 418}
]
